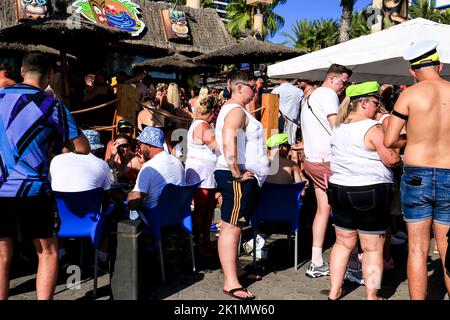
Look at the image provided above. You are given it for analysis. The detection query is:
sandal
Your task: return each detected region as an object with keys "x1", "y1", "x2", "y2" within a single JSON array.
[{"x1": 223, "y1": 287, "x2": 255, "y2": 300}]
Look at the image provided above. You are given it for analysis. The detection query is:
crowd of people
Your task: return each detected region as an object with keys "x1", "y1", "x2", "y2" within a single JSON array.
[{"x1": 0, "y1": 39, "x2": 449, "y2": 301}]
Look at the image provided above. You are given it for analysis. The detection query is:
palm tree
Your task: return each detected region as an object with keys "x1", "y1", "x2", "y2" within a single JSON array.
[
  {"x1": 315, "y1": 19, "x2": 340, "y2": 48},
  {"x1": 349, "y1": 10, "x2": 370, "y2": 39},
  {"x1": 339, "y1": 0, "x2": 356, "y2": 43},
  {"x1": 409, "y1": 0, "x2": 440, "y2": 21},
  {"x1": 226, "y1": 0, "x2": 287, "y2": 39},
  {"x1": 281, "y1": 18, "x2": 338, "y2": 52},
  {"x1": 439, "y1": 9, "x2": 450, "y2": 24},
  {"x1": 281, "y1": 19, "x2": 318, "y2": 52}
]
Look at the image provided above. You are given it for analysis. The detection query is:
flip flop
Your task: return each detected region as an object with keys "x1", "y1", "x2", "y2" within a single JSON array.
[{"x1": 223, "y1": 287, "x2": 255, "y2": 300}]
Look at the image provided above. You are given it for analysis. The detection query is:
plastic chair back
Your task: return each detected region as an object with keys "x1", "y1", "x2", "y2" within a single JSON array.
[
  {"x1": 253, "y1": 181, "x2": 307, "y2": 232},
  {"x1": 54, "y1": 188, "x2": 106, "y2": 249},
  {"x1": 139, "y1": 181, "x2": 202, "y2": 240}
]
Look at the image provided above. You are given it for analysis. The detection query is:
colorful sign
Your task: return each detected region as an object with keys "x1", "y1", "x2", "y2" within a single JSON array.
[
  {"x1": 161, "y1": 9, "x2": 192, "y2": 43},
  {"x1": 435, "y1": 0, "x2": 450, "y2": 9},
  {"x1": 383, "y1": 0, "x2": 408, "y2": 24},
  {"x1": 16, "y1": 0, "x2": 49, "y2": 21},
  {"x1": 73, "y1": 0, "x2": 145, "y2": 36}
]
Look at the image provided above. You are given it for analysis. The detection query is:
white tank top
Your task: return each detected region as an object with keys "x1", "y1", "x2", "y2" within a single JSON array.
[
  {"x1": 186, "y1": 119, "x2": 216, "y2": 163},
  {"x1": 329, "y1": 119, "x2": 393, "y2": 186},
  {"x1": 185, "y1": 119, "x2": 217, "y2": 189},
  {"x1": 215, "y1": 103, "x2": 269, "y2": 186}
]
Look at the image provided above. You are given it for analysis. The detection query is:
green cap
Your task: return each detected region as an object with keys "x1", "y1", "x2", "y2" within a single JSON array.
[
  {"x1": 267, "y1": 133, "x2": 289, "y2": 148},
  {"x1": 346, "y1": 81, "x2": 381, "y2": 101}
]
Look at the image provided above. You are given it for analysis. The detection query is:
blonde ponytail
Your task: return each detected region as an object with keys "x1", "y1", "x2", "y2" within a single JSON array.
[{"x1": 336, "y1": 97, "x2": 361, "y2": 127}]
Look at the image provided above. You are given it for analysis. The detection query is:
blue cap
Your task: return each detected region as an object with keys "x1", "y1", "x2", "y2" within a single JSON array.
[
  {"x1": 82, "y1": 129, "x2": 104, "y2": 150},
  {"x1": 137, "y1": 126, "x2": 165, "y2": 148}
]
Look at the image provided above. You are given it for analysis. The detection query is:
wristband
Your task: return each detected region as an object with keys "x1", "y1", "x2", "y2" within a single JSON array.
[{"x1": 232, "y1": 174, "x2": 243, "y2": 182}]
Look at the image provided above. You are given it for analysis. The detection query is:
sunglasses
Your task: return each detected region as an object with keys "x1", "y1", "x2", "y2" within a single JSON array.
[
  {"x1": 237, "y1": 82, "x2": 257, "y2": 91},
  {"x1": 367, "y1": 99, "x2": 380, "y2": 107},
  {"x1": 118, "y1": 143, "x2": 129, "y2": 149}
]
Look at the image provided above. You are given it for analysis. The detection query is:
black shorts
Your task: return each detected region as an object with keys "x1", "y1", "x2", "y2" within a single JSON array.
[
  {"x1": 0, "y1": 193, "x2": 59, "y2": 240},
  {"x1": 214, "y1": 170, "x2": 259, "y2": 226},
  {"x1": 327, "y1": 182, "x2": 393, "y2": 234}
]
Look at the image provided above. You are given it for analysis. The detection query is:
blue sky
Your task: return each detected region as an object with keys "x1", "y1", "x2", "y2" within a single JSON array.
[{"x1": 269, "y1": 0, "x2": 372, "y2": 44}]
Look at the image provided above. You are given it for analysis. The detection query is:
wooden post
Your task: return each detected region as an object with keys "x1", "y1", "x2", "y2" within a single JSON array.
[
  {"x1": 260, "y1": 93, "x2": 279, "y2": 142},
  {"x1": 116, "y1": 83, "x2": 137, "y2": 127}
]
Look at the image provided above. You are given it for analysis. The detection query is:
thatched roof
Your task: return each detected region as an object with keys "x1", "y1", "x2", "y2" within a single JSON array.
[
  {"x1": 0, "y1": 13, "x2": 129, "y2": 50},
  {"x1": 0, "y1": 42, "x2": 76, "y2": 59},
  {"x1": 193, "y1": 36, "x2": 304, "y2": 64},
  {"x1": 120, "y1": 1, "x2": 236, "y2": 56},
  {"x1": 133, "y1": 53, "x2": 218, "y2": 73}
]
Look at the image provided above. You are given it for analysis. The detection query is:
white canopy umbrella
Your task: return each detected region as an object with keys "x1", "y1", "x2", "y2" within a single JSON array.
[{"x1": 267, "y1": 18, "x2": 450, "y2": 84}]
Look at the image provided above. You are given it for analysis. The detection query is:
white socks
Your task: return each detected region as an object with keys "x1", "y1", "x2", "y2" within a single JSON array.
[{"x1": 311, "y1": 247, "x2": 324, "y2": 267}]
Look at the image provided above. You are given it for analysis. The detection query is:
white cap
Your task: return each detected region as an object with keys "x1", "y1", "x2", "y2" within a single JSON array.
[{"x1": 403, "y1": 40, "x2": 439, "y2": 62}]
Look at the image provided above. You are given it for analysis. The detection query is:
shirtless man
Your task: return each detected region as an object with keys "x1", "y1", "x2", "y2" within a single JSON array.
[
  {"x1": 0, "y1": 65, "x2": 16, "y2": 88},
  {"x1": 384, "y1": 40, "x2": 450, "y2": 300},
  {"x1": 265, "y1": 133, "x2": 305, "y2": 185}
]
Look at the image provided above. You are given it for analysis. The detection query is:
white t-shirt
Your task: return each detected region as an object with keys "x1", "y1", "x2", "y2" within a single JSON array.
[
  {"x1": 49, "y1": 153, "x2": 111, "y2": 192},
  {"x1": 300, "y1": 87, "x2": 339, "y2": 160},
  {"x1": 133, "y1": 151, "x2": 185, "y2": 210},
  {"x1": 271, "y1": 83, "x2": 304, "y2": 121}
]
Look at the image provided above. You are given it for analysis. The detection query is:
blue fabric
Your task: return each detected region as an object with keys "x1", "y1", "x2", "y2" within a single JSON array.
[
  {"x1": 137, "y1": 126, "x2": 164, "y2": 148},
  {"x1": 0, "y1": 84, "x2": 80, "y2": 197},
  {"x1": 401, "y1": 166, "x2": 450, "y2": 226},
  {"x1": 138, "y1": 182, "x2": 202, "y2": 240},
  {"x1": 82, "y1": 129, "x2": 104, "y2": 150},
  {"x1": 251, "y1": 181, "x2": 307, "y2": 232}
]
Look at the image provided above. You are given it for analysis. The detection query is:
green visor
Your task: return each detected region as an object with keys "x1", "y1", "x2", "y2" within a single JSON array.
[{"x1": 346, "y1": 81, "x2": 381, "y2": 101}]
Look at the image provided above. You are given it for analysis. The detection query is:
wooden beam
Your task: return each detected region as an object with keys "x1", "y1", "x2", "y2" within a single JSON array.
[
  {"x1": 260, "y1": 93, "x2": 279, "y2": 142},
  {"x1": 116, "y1": 83, "x2": 137, "y2": 127}
]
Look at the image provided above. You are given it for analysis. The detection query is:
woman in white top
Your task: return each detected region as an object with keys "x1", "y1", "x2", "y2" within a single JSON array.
[
  {"x1": 185, "y1": 95, "x2": 218, "y2": 256},
  {"x1": 327, "y1": 82, "x2": 401, "y2": 301}
]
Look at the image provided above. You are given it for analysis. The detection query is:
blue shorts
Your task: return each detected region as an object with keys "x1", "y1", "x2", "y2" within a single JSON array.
[
  {"x1": 401, "y1": 166, "x2": 450, "y2": 226},
  {"x1": 214, "y1": 170, "x2": 259, "y2": 226}
]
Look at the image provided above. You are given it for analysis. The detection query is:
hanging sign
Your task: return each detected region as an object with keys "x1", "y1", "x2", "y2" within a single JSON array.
[
  {"x1": 73, "y1": 0, "x2": 145, "y2": 36},
  {"x1": 16, "y1": 0, "x2": 50, "y2": 21},
  {"x1": 161, "y1": 9, "x2": 192, "y2": 43}
]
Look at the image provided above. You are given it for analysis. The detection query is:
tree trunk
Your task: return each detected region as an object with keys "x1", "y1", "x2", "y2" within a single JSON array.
[{"x1": 339, "y1": 0, "x2": 354, "y2": 43}]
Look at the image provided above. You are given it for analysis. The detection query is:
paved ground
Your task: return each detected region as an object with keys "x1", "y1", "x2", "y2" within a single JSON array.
[{"x1": 7, "y1": 224, "x2": 449, "y2": 301}]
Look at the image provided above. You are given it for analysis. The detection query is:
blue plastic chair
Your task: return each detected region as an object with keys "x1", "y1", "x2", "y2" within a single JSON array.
[
  {"x1": 138, "y1": 181, "x2": 202, "y2": 283},
  {"x1": 251, "y1": 181, "x2": 307, "y2": 270},
  {"x1": 54, "y1": 188, "x2": 114, "y2": 298}
]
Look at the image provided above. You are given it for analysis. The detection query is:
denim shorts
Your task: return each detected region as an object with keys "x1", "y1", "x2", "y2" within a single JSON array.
[
  {"x1": 328, "y1": 182, "x2": 393, "y2": 234},
  {"x1": 401, "y1": 166, "x2": 450, "y2": 225}
]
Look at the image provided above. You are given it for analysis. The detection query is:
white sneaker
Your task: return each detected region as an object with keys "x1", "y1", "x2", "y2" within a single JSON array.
[{"x1": 305, "y1": 262, "x2": 330, "y2": 278}]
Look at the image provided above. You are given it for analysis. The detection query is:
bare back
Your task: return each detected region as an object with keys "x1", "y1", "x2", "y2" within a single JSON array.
[{"x1": 396, "y1": 79, "x2": 450, "y2": 169}]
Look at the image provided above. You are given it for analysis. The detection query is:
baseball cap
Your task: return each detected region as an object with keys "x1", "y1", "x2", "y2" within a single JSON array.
[
  {"x1": 346, "y1": 81, "x2": 381, "y2": 101},
  {"x1": 267, "y1": 133, "x2": 289, "y2": 148}
]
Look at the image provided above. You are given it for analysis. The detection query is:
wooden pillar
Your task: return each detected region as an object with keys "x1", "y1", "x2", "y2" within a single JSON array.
[
  {"x1": 116, "y1": 83, "x2": 137, "y2": 127},
  {"x1": 260, "y1": 93, "x2": 279, "y2": 142}
]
